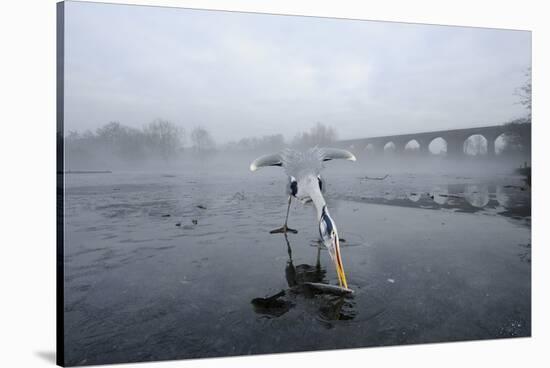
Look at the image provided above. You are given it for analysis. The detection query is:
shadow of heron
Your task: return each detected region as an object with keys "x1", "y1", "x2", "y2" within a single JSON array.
[{"x1": 251, "y1": 234, "x2": 356, "y2": 322}]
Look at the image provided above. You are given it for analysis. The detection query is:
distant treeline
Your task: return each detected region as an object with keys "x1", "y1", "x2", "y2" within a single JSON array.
[
  {"x1": 64, "y1": 121, "x2": 338, "y2": 167},
  {"x1": 65, "y1": 120, "x2": 185, "y2": 167},
  {"x1": 223, "y1": 122, "x2": 337, "y2": 152},
  {"x1": 64, "y1": 116, "x2": 530, "y2": 168}
]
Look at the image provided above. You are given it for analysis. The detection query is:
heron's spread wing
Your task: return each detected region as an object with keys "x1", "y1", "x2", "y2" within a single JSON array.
[
  {"x1": 320, "y1": 148, "x2": 357, "y2": 162},
  {"x1": 250, "y1": 148, "x2": 356, "y2": 173},
  {"x1": 249, "y1": 153, "x2": 283, "y2": 172}
]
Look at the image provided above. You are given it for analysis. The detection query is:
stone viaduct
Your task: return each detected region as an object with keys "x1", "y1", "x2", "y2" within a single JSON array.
[{"x1": 335, "y1": 124, "x2": 531, "y2": 158}]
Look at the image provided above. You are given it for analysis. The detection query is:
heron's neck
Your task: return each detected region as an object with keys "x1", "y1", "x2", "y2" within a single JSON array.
[{"x1": 308, "y1": 183, "x2": 327, "y2": 220}]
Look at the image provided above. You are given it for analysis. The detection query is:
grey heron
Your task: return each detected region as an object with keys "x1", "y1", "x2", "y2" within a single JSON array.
[{"x1": 250, "y1": 147, "x2": 356, "y2": 289}]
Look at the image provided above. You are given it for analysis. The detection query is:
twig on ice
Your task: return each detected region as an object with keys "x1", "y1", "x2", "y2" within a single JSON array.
[{"x1": 359, "y1": 174, "x2": 389, "y2": 181}]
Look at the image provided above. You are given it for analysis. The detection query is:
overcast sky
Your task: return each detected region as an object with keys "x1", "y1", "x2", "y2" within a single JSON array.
[{"x1": 64, "y1": 1, "x2": 531, "y2": 143}]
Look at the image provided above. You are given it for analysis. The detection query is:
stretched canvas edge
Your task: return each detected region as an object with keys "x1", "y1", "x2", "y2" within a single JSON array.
[{"x1": 56, "y1": 1, "x2": 66, "y2": 366}]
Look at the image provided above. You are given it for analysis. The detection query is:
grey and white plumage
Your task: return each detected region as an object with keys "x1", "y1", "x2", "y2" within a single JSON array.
[
  {"x1": 251, "y1": 147, "x2": 356, "y2": 211},
  {"x1": 250, "y1": 147, "x2": 356, "y2": 175},
  {"x1": 250, "y1": 147, "x2": 356, "y2": 289}
]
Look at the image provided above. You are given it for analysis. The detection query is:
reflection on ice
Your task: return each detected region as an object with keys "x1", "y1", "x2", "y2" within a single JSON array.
[
  {"x1": 407, "y1": 192, "x2": 421, "y2": 202},
  {"x1": 496, "y1": 185, "x2": 510, "y2": 207},
  {"x1": 464, "y1": 184, "x2": 490, "y2": 208},
  {"x1": 251, "y1": 234, "x2": 355, "y2": 321},
  {"x1": 250, "y1": 290, "x2": 294, "y2": 317},
  {"x1": 383, "y1": 191, "x2": 396, "y2": 200},
  {"x1": 337, "y1": 173, "x2": 530, "y2": 218},
  {"x1": 431, "y1": 187, "x2": 448, "y2": 205}
]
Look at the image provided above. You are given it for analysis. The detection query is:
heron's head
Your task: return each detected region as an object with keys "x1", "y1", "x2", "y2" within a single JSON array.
[{"x1": 319, "y1": 206, "x2": 348, "y2": 289}]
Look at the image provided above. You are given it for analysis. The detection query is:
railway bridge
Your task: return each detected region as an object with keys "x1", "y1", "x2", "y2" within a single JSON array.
[{"x1": 336, "y1": 124, "x2": 530, "y2": 158}]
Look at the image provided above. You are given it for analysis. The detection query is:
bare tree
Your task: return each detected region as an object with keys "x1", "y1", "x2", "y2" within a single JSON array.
[
  {"x1": 292, "y1": 122, "x2": 338, "y2": 148},
  {"x1": 502, "y1": 118, "x2": 531, "y2": 157},
  {"x1": 190, "y1": 127, "x2": 216, "y2": 153},
  {"x1": 500, "y1": 68, "x2": 532, "y2": 159},
  {"x1": 222, "y1": 134, "x2": 285, "y2": 152},
  {"x1": 515, "y1": 67, "x2": 531, "y2": 120},
  {"x1": 143, "y1": 119, "x2": 185, "y2": 160}
]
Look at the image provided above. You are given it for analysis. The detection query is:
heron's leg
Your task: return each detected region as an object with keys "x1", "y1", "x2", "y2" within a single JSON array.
[
  {"x1": 315, "y1": 246, "x2": 321, "y2": 268},
  {"x1": 284, "y1": 233, "x2": 298, "y2": 287},
  {"x1": 270, "y1": 196, "x2": 298, "y2": 234},
  {"x1": 284, "y1": 233, "x2": 293, "y2": 261}
]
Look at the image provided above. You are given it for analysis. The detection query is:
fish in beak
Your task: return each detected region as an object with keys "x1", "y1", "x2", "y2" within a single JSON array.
[
  {"x1": 327, "y1": 228, "x2": 348, "y2": 289},
  {"x1": 319, "y1": 206, "x2": 349, "y2": 290}
]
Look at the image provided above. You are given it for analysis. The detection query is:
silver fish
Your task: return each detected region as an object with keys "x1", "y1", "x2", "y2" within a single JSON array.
[{"x1": 302, "y1": 282, "x2": 354, "y2": 295}]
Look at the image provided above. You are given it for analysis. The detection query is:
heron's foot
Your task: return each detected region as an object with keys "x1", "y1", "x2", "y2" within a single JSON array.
[{"x1": 270, "y1": 225, "x2": 298, "y2": 234}]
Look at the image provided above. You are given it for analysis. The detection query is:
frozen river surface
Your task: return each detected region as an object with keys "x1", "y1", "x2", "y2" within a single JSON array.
[{"x1": 62, "y1": 163, "x2": 531, "y2": 366}]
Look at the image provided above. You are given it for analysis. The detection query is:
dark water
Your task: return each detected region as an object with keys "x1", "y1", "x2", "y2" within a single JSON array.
[{"x1": 62, "y1": 165, "x2": 531, "y2": 366}]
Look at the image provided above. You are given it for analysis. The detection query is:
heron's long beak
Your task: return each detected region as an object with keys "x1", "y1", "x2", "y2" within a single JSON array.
[{"x1": 332, "y1": 232, "x2": 348, "y2": 289}]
